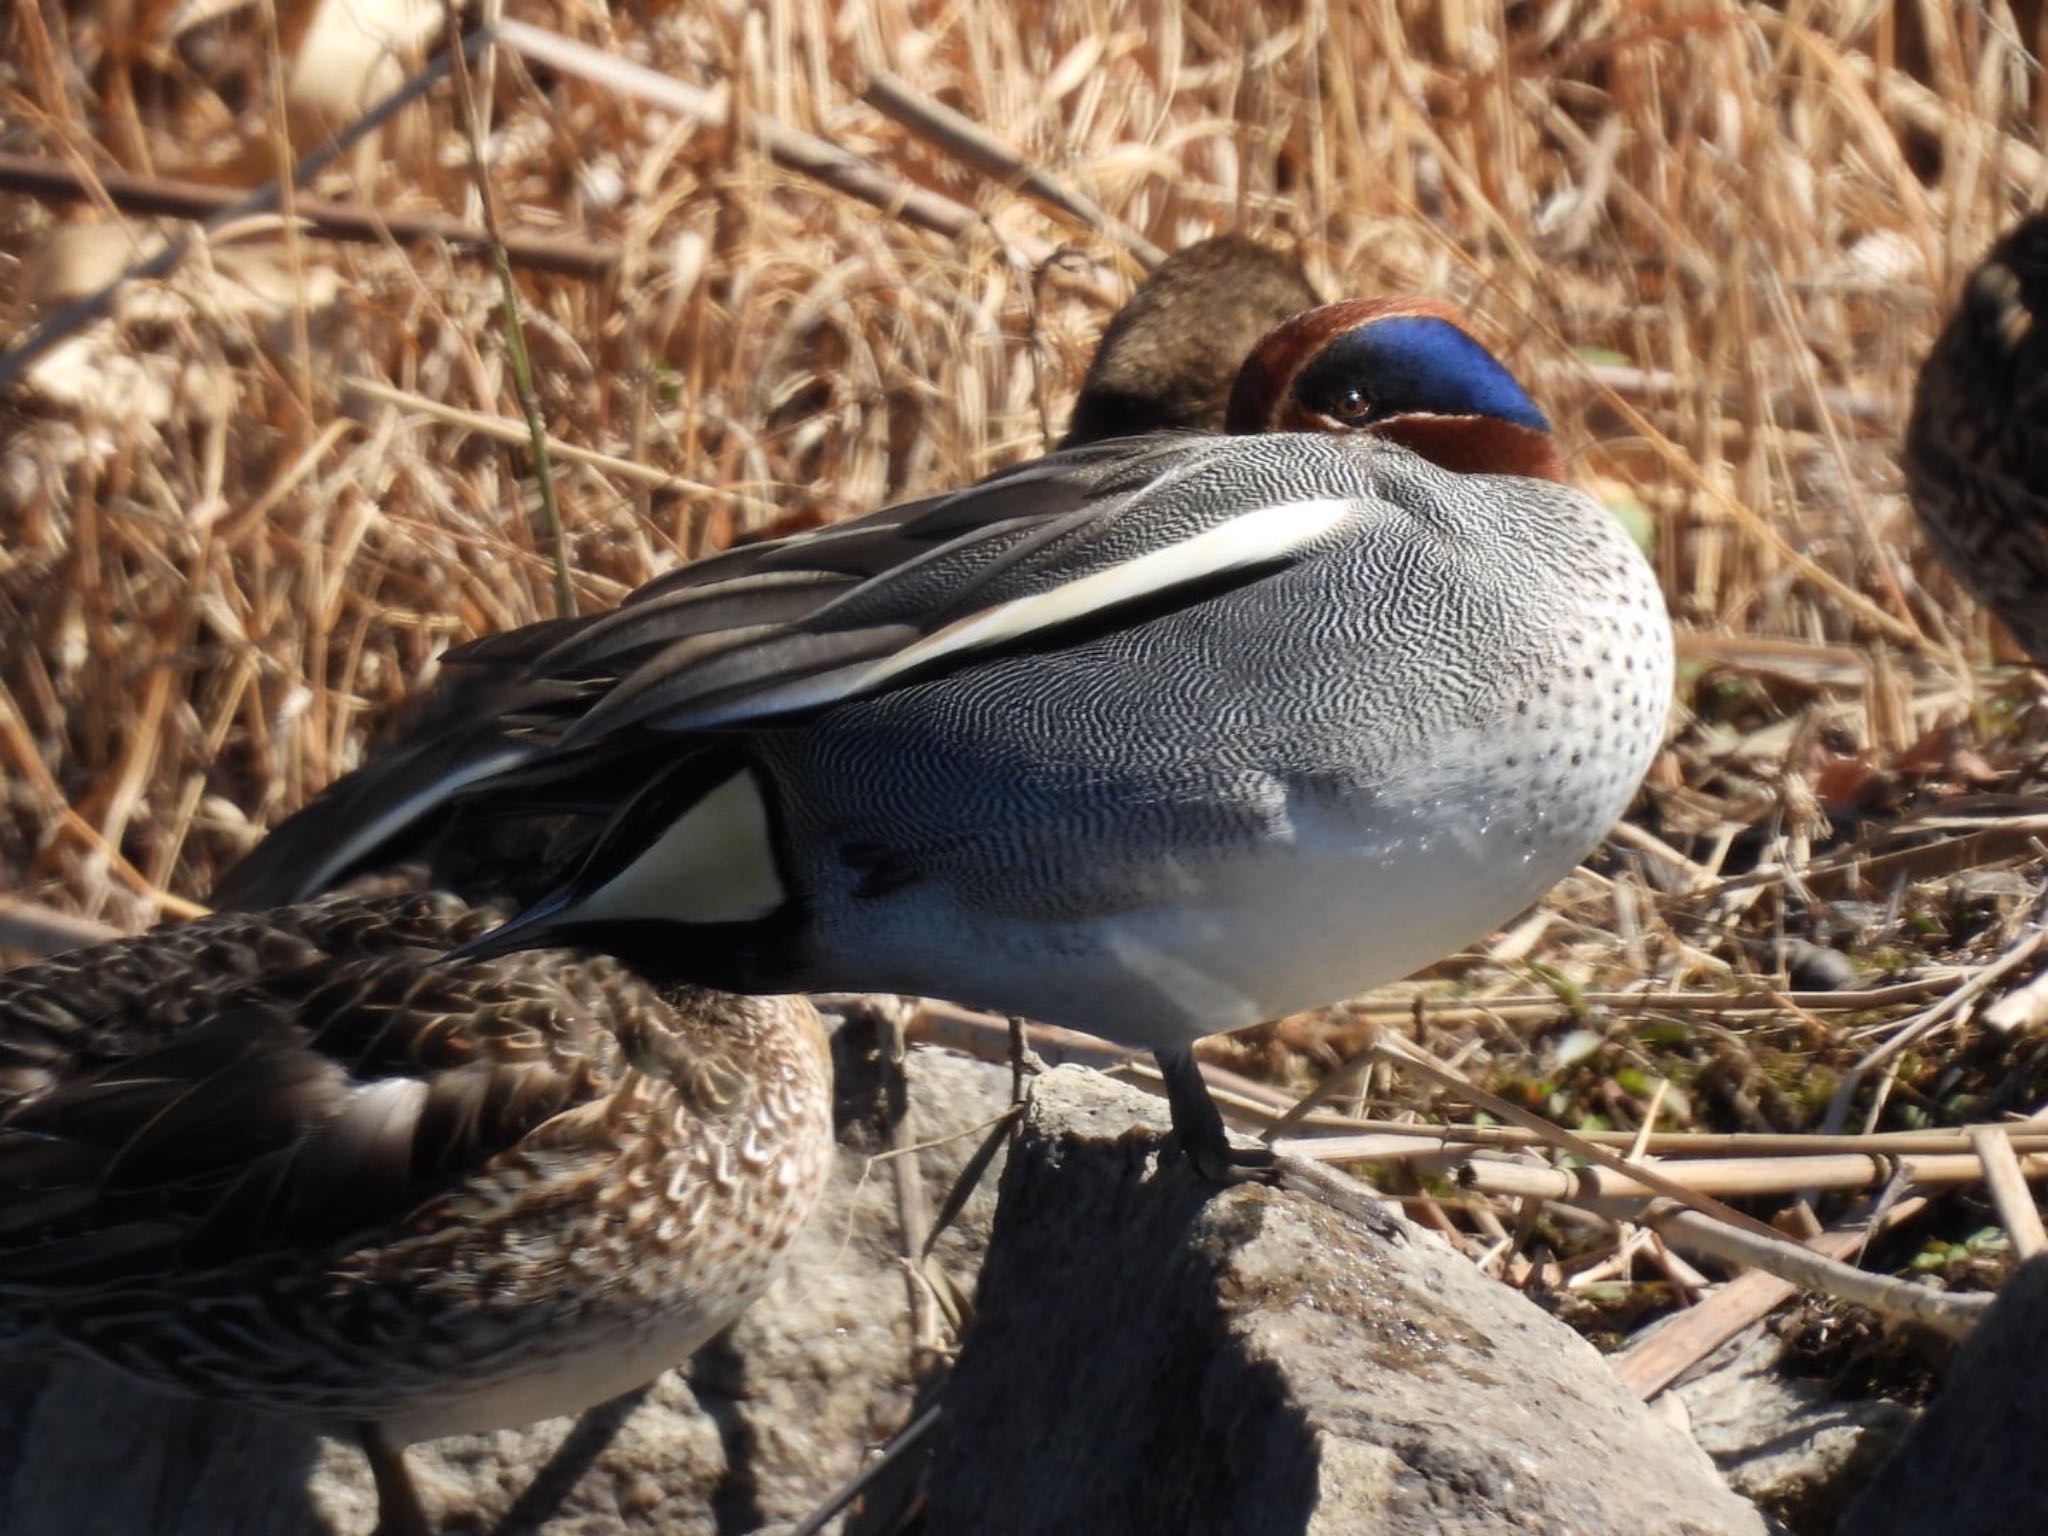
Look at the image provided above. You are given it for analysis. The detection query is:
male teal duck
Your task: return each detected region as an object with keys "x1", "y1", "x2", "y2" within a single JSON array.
[
  {"x1": 1907, "y1": 212, "x2": 2048, "y2": 664},
  {"x1": 216, "y1": 298, "x2": 1673, "y2": 1179},
  {"x1": 1060, "y1": 233, "x2": 1319, "y2": 445},
  {"x1": 0, "y1": 891, "x2": 834, "y2": 1535}
]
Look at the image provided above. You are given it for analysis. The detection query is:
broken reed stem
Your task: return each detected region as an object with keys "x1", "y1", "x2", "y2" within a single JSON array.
[
  {"x1": 860, "y1": 69, "x2": 1165, "y2": 266},
  {"x1": 341, "y1": 376, "x2": 783, "y2": 513},
  {"x1": 493, "y1": 19, "x2": 1063, "y2": 272},
  {"x1": 1641, "y1": 1200, "x2": 1991, "y2": 1340},
  {"x1": 1611, "y1": 1196, "x2": 1932, "y2": 1398},
  {"x1": 1357, "y1": 1146, "x2": 2048, "y2": 1200},
  {"x1": 444, "y1": 10, "x2": 574, "y2": 619},
  {"x1": 1968, "y1": 1125, "x2": 2048, "y2": 1260},
  {"x1": 0, "y1": 153, "x2": 618, "y2": 277}
]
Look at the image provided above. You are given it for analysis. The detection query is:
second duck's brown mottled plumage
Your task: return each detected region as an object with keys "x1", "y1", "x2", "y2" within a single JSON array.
[
  {"x1": 1059, "y1": 234, "x2": 1319, "y2": 446},
  {"x1": 0, "y1": 891, "x2": 834, "y2": 1536},
  {"x1": 1907, "y1": 213, "x2": 2048, "y2": 664}
]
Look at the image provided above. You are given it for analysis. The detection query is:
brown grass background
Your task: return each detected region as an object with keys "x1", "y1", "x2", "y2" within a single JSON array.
[{"x1": 0, "y1": 0, "x2": 2042, "y2": 945}]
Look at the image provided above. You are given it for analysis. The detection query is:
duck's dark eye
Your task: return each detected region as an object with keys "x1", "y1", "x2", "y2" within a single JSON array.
[{"x1": 1299, "y1": 377, "x2": 1378, "y2": 423}]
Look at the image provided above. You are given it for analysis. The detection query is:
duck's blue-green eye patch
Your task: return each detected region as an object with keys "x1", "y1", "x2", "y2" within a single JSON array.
[{"x1": 1292, "y1": 315, "x2": 1551, "y2": 433}]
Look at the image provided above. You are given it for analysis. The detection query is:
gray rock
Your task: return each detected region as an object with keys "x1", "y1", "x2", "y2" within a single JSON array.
[
  {"x1": 0, "y1": 1044, "x2": 1776, "y2": 1536},
  {"x1": 0, "y1": 1031, "x2": 1014, "y2": 1536},
  {"x1": 919, "y1": 1066, "x2": 1768, "y2": 1536},
  {"x1": 1669, "y1": 1331, "x2": 1915, "y2": 1532},
  {"x1": 1840, "y1": 1254, "x2": 2048, "y2": 1536}
]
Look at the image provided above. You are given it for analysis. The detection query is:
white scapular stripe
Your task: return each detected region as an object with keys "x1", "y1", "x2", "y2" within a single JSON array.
[
  {"x1": 578, "y1": 770, "x2": 786, "y2": 924},
  {"x1": 851, "y1": 497, "x2": 1353, "y2": 694}
]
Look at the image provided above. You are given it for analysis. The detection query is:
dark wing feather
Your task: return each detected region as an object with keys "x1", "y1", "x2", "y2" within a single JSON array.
[
  {"x1": 0, "y1": 895, "x2": 625, "y2": 1289},
  {"x1": 206, "y1": 675, "x2": 572, "y2": 908}
]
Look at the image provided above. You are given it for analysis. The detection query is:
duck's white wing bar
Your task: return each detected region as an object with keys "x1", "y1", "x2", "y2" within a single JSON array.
[
  {"x1": 555, "y1": 478, "x2": 1356, "y2": 739},
  {"x1": 568, "y1": 493, "x2": 1352, "y2": 739},
  {"x1": 847, "y1": 495, "x2": 1354, "y2": 698},
  {"x1": 493, "y1": 453, "x2": 1133, "y2": 723}
]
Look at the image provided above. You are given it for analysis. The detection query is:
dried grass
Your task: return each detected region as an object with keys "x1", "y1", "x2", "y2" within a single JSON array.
[{"x1": 6, "y1": 0, "x2": 2048, "y2": 1375}]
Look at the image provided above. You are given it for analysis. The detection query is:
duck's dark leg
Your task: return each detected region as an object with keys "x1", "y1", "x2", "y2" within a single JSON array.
[
  {"x1": 358, "y1": 1424, "x2": 432, "y2": 1536},
  {"x1": 1154, "y1": 1045, "x2": 1276, "y2": 1183}
]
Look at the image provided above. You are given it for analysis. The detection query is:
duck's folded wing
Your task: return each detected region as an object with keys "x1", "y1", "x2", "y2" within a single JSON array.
[
  {"x1": 513, "y1": 433, "x2": 1360, "y2": 743},
  {"x1": 208, "y1": 445, "x2": 1137, "y2": 907},
  {"x1": 0, "y1": 897, "x2": 621, "y2": 1289},
  {"x1": 215, "y1": 434, "x2": 1359, "y2": 904},
  {"x1": 206, "y1": 670, "x2": 582, "y2": 909}
]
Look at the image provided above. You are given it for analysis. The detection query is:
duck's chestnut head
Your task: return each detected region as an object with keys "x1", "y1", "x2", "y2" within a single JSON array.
[{"x1": 1226, "y1": 299, "x2": 1565, "y2": 482}]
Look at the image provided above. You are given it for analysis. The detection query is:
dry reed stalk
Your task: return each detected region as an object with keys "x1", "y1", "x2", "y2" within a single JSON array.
[
  {"x1": 1968, "y1": 1124, "x2": 2048, "y2": 1260},
  {"x1": 1611, "y1": 1195, "x2": 1933, "y2": 1397},
  {"x1": 0, "y1": 153, "x2": 620, "y2": 276},
  {"x1": 1641, "y1": 1200, "x2": 1991, "y2": 1340},
  {"x1": 1371, "y1": 1147, "x2": 2048, "y2": 1201}
]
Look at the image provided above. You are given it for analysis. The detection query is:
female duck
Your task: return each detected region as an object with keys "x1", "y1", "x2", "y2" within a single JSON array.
[
  {"x1": 1907, "y1": 213, "x2": 2048, "y2": 664},
  {"x1": 1060, "y1": 233, "x2": 1319, "y2": 445},
  {"x1": 0, "y1": 891, "x2": 835, "y2": 1535},
  {"x1": 218, "y1": 301, "x2": 1672, "y2": 1178}
]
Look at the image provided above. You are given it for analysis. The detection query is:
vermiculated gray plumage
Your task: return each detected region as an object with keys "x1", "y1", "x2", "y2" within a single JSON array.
[{"x1": 418, "y1": 431, "x2": 1671, "y2": 1052}]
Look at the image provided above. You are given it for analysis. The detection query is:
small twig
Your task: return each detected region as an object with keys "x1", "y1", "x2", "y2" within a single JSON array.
[
  {"x1": 1348, "y1": 1146, "x2": 2048, "y2": 1201},
  {"x1": 861, "y1": 70, "x2": 1165, "y2": 266},
  {"x1": 784, "y1": 1403, "x2": 942, "y2": 1536},
  {"x1": 1610, "y1": 1196, "x2": 1932, "y2": 1397},
  {"x1": 0, "y1": 152, "x2": 618, "y2": 277},
  {"x1": 444, "y1": 9, "x2": 572, "y2": 619},
  {"x1": 919, "y1": 1105, "x2": 1023, "y2": 1261},
  {"x1": 873, "y1": 1007, "x2": 946, "y2": 1379},
  {"x1": 341, "y1": 376, "x2": 782, "y2": 514},
  {"x1": 492, "y1": 19, "x2": 1081, "y2": 280},
  {"x1": 1641, "y1": 1200, "x2": 1991, "y2": 1341}
]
